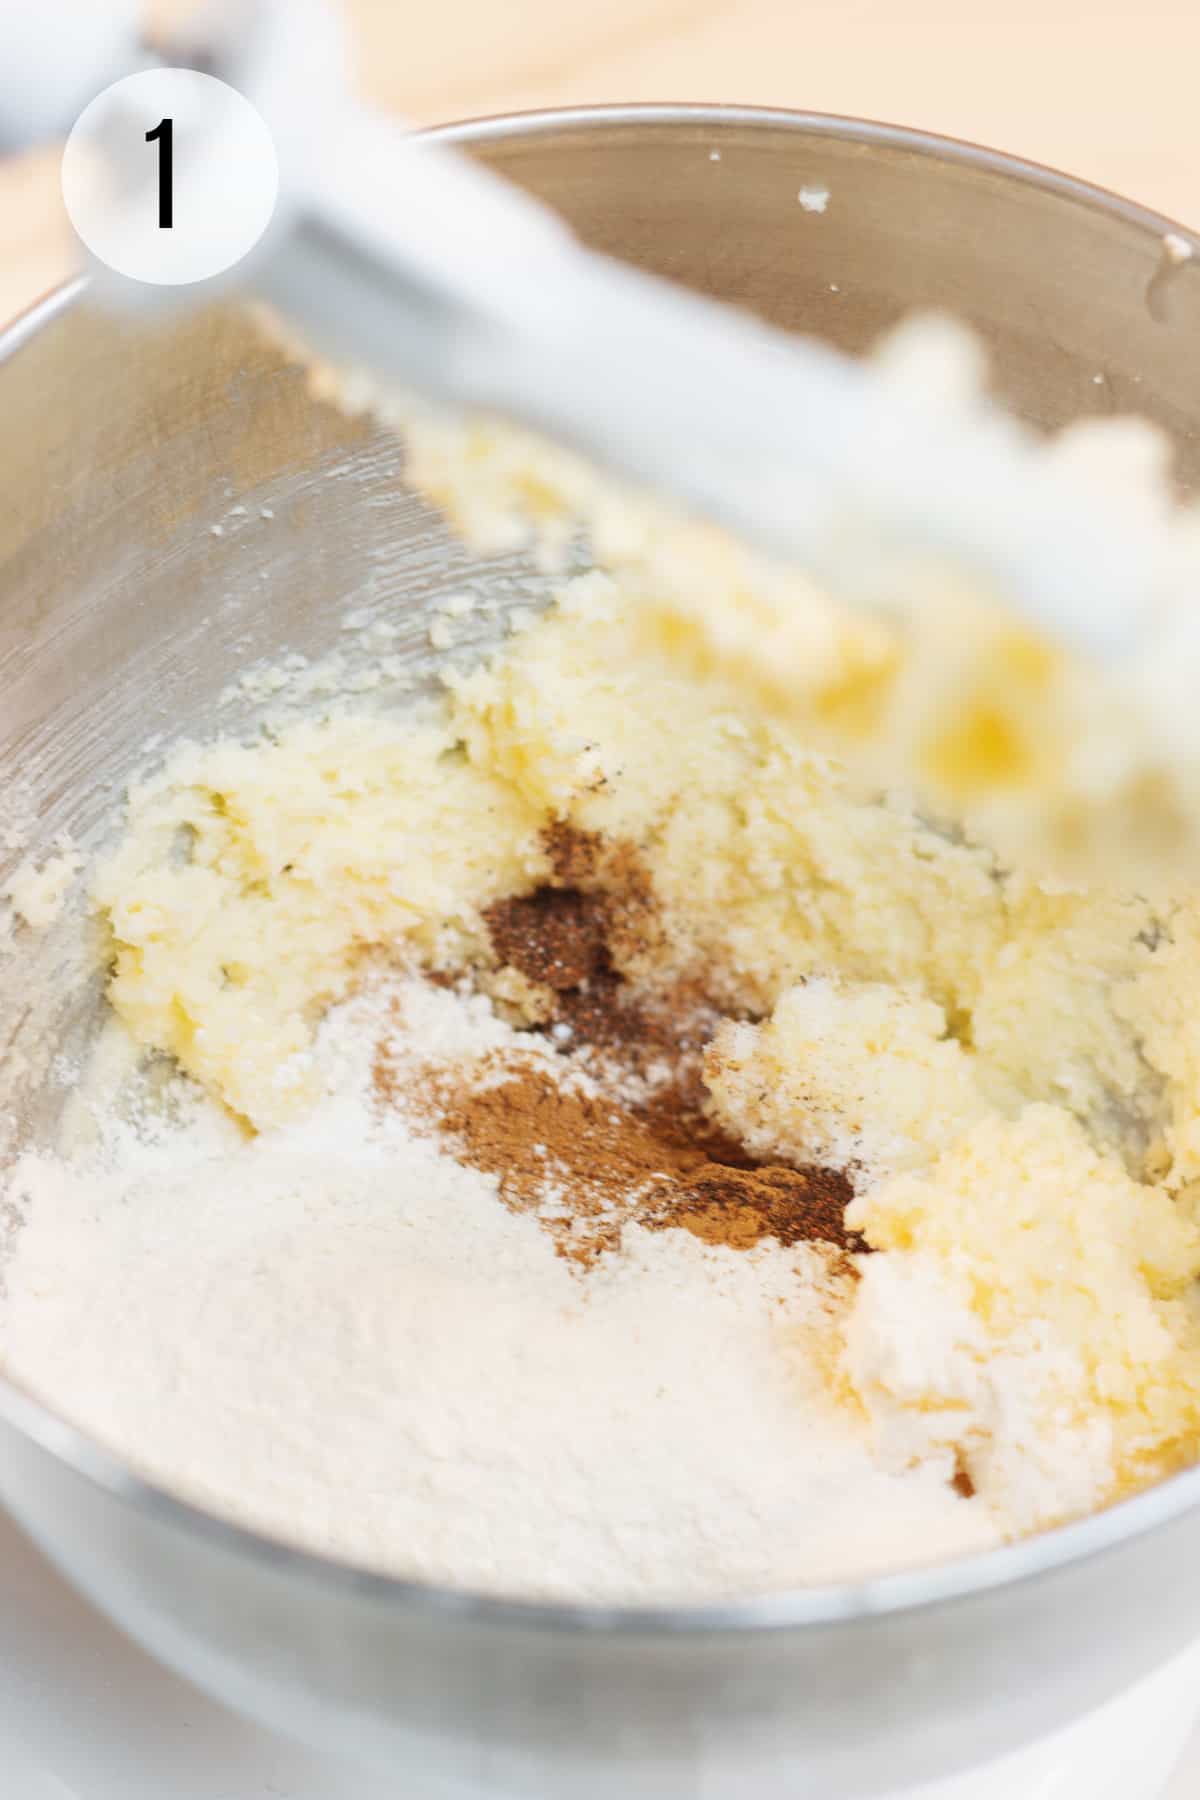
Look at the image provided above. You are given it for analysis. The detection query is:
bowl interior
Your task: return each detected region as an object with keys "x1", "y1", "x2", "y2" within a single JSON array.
[{"x1": 3, "y1": 101, "x2": 1200, "y2": 1577}]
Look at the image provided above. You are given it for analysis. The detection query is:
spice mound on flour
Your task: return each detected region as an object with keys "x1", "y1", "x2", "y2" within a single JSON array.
[{"x1": 375, "y1": 830, "x2": 860, "y2": 1266}]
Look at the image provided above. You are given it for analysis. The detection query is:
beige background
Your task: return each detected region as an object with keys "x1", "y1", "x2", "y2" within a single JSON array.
[{"x1": 3, "y1": 0, "x2": 1200, "y2": 324}]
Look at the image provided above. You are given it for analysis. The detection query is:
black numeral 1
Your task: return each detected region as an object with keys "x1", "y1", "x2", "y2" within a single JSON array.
[{"x1": 145, "y1": 117, "x2": 174, "y2": 230}]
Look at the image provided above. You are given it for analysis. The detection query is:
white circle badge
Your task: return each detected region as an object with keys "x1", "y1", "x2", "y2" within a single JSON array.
[{"x1": 62, "y1": 68, "x2": 278, "y2": 286}]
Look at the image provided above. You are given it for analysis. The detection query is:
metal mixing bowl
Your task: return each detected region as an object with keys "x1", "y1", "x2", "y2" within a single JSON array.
[{"x1": 4, "y1": 106, "x2": 1200, "y2": 1800}]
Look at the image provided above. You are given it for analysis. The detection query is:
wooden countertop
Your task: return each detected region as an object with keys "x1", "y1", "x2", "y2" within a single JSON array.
[{"x1": 3, "y1": 0, "x2": 1197, "y2": 325}]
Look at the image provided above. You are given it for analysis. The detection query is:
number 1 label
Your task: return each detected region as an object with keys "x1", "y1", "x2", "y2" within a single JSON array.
[
  {"x1": 145, "y1": 117, "x2": 174, "y2": 230},
  {"x1": 64, "y1": 71, "x2": 277, "y2": 284}
]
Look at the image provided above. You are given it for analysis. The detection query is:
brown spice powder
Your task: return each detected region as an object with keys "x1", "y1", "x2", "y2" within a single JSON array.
[
  {"x1": 482, "y1": 852, "x2": 712, "y2": 1066},
  {"x1": 390, "y1": 1051, "x2": 862, "y2": 1267},
  {"x1": 484, "y1": 884, "x2": 608, "y2": 993},
  {"x1": 377, "y1": 825, "x2": 863, "y2": 1268},
  {"x1": 656, "y1": 1165, "x2": 861, "y2": 1255}
]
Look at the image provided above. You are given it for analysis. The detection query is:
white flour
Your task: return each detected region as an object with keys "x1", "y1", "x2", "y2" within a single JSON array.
[{"x1": 0, "y1": 975, "x2": 998, "y2": 1601}]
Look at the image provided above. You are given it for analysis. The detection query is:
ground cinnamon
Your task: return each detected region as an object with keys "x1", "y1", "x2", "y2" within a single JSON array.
[
  {"x1": 657, "y1": 1164, "x2": 860, "y2": 1254},
  {"x1": 377, "y1": 826, "x2": 863, "y2": 1268},
  {"x1": 392, "y1": 1050, "x2": 861, "y2": 1266}
]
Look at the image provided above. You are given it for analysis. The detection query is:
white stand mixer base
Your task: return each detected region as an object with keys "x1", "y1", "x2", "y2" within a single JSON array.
[
  {"x1": 2, "y1": 1503, "x2": 1197, "y2": 1800},
  {"x1": 900, "y1": 1638, "x2": 1200, "y2": 1800}
]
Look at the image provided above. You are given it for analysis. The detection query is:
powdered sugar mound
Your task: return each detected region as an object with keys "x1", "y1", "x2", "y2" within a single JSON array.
[{"x1": 0, "y1": 973, "x2": 999, "y2": 1600}]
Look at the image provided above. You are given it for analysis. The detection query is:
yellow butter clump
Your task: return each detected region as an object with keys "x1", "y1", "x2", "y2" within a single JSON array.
[{"x1": 845, "y1": 1109, "x2": 1200, "y2": 1528}]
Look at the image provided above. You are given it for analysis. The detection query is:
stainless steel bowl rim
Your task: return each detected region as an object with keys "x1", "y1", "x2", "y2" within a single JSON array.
[{"x1": 4, "y1": 101, "x2": 1200, "y2": 1638}]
